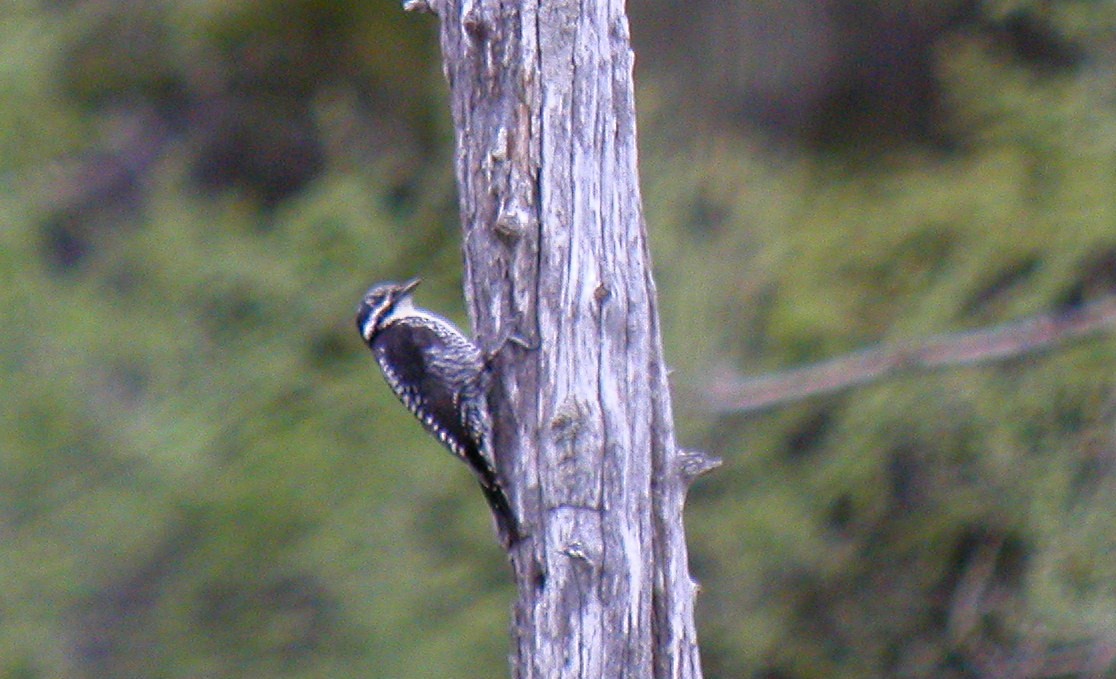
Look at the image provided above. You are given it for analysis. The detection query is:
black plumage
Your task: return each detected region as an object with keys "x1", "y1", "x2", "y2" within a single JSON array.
[{"x1": 356, "y1": 278, "x2": 519, "y2": 545}]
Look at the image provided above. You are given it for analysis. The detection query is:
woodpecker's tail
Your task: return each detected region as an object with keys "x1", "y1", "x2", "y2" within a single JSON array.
[
  {"x1": 460, "y1": 434, "x2": 522, "y2": 548},
  {"x1": 477, "y1": 477, "x2": 522, "y2": 548}
]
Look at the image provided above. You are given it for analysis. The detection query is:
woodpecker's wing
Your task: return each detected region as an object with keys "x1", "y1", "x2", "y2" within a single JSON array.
[
  {"x1": 456, "y1": 385, "x2": 492, "y2": 456},
  {"x1": 367, "y1": 316, "x2": 520, "y2": 545},
  {"x1": 372, "y1": 325, "x2": 467, "y2": 449}
]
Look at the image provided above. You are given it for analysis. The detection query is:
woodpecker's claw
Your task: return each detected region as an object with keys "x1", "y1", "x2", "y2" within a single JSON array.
[{"x1": 484, "y1": 332, "x2": 539, "y2": 367}]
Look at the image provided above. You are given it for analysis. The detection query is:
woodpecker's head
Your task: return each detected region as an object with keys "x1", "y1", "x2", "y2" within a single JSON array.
[{"x1": 356, "y1": 277, "x2": 421, "y2": 342}]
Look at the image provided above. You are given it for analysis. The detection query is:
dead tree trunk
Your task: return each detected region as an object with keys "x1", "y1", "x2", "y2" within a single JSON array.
[{"x1": 411, "y1": 0, "x2": 708, "y2": 675}]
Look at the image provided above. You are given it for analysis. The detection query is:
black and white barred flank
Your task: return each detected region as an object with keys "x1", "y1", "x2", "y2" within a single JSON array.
[{"x1": 356, "y1": 278, "x2": 519, "y2": 545}]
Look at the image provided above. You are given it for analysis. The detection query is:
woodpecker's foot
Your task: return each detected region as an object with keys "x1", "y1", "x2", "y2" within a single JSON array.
[
  {"x1": 484, "y1": 332, "x2": 539, "y2": 366},
  {"x1": 505, "y1": 332, "x2": 539, "y2": 351}
]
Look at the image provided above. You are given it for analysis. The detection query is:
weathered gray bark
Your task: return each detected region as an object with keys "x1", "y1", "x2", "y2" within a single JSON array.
[{"x1": 412, "y1": 0, "x2": 707, "y2": 676}]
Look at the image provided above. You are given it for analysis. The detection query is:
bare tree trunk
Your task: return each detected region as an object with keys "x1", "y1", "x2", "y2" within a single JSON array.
[{"x1": 413, "y1": 0, "x2": 707, "y2": 675}]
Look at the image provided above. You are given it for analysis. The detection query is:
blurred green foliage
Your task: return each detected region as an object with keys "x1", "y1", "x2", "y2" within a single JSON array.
[{"x1": 1, "y1": 0, "x2": 1115, "y2": 677}]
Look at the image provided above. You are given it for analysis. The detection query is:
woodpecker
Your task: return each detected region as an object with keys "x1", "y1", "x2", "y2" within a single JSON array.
[{"x1": 356, "y1": 278, "x2": 520, "y2": 545}]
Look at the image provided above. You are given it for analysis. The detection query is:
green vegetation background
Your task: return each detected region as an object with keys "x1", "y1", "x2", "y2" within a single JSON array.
[{"x1": 2, "y1": 0, "x2": 1114, "y2": 677}]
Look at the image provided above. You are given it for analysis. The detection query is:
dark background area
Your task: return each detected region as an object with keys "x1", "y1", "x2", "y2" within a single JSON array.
[{"x1": 3, "y1": 0, "x2": 1115, "y2": 676}]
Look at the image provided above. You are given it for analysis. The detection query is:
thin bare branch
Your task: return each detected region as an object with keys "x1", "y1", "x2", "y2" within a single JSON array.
[{"x1": 705, "y1": 296, "x2": 1116, "y2": 414}]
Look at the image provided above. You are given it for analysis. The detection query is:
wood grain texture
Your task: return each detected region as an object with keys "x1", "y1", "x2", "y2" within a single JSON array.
[{"x1": 428, "y1": 0, "x2": 704, "y2": 675}]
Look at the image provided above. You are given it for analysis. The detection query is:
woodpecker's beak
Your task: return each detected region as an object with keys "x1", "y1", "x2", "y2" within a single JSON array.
[{"x1": 398, "y1": 277, "x2": 421, "y2": 297}]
